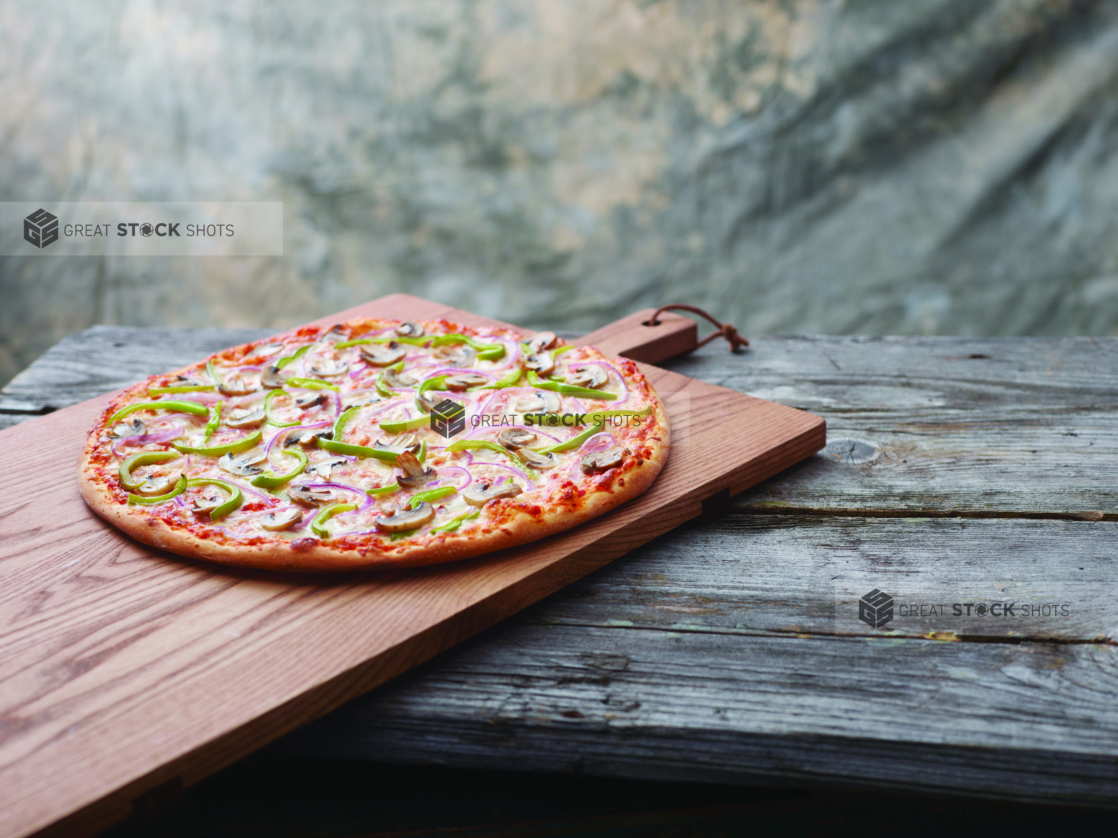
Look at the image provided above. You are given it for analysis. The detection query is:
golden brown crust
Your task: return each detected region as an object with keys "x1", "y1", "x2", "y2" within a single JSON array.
[{"x1": 77, "y1": 318, "x2": 670, "y2": 571}]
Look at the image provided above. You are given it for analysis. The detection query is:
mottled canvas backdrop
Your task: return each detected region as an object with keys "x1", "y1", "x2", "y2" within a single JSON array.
[{"x1": 2, "y1": 0, "x2": 1117, "y2": 387}]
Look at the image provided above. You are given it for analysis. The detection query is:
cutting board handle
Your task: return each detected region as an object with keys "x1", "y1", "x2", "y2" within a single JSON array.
[{"x1": 576, "y1": 309, "x2": 698, "y2": 364}]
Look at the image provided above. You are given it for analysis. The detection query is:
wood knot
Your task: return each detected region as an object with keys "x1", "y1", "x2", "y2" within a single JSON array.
[{"x1": 822, "y1": 437, "x2": 880, "y2": 465}]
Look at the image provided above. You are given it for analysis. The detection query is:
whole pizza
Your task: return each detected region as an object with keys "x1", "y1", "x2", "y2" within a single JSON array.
[{"x1": 77, "y1": 318, "x2": 670, "y2": 570}]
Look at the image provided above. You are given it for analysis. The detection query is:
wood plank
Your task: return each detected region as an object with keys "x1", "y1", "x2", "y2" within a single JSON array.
[
  {"x1": 0, "y1": 296, "x2": 824, "y2": 838},
  {"x1": 279, "y1": 622, "x2": 1118, "y2": 806},
  {"x1": 277, "y1": 513, "x2": 1118, "y2": 803}
]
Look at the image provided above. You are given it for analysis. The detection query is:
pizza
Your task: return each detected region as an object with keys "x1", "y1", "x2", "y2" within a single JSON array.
[{"x1": 77, "y1": 317, "x2": 670, "y2": 570}]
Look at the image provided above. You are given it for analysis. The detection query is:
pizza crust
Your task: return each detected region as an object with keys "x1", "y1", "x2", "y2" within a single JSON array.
[{"x1": 77, "y1": 319, "x2": 671, "y2": 571}]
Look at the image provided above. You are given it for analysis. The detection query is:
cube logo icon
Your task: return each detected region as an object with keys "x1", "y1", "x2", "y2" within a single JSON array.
[
  {"x1": 859, "y1": 589, "x2": 894, "y2": 628},
  {"x1": 24, "y1": 208, "x2": 59, "y2": 249},
  {"x1": 430, "y1": 398, "x2": 466, "y2": 438}
]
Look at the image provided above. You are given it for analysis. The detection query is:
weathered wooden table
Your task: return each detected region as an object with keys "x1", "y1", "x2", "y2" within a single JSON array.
[{"x1": 2, "y1": 328, "x2": 1115, "y2": 817}]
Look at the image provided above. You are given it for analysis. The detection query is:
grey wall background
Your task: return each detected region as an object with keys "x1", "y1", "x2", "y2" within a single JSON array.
[{"x1": 2, "y1": 0, "x2": 1118, "y2": 388}]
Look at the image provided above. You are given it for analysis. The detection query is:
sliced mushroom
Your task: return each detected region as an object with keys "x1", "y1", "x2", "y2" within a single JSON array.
[
  {"x1": 395, "y1": 321, "x2": 424, "y2": 338},
  {"x1": 295, "y1": 392, "x2": 330, "y2": 410},
  {"x1": 226, "y1": 407, "x2": 265, "y2": 429},
  {"x1": 382, "y1": 367, "x2": 417, "y2": 388},
  {"x1": 580, "y1": 446, "x2": 626, "y2": 474},
  {"x1": 305, "y1": 457, "x2": 348, "y2": 480},
  {"x1": 416, "y1": 390, "x2": 442, "y2": 412},
  {"x1": 374, "y1": 434, "x2": 421, "y2": 456},
  {"x1": 109, "y1": 417, "x2": 146, "y2": 439},
  {"x1": 346, "y1": 394, "x2": 381, "y2": 409},
  {"x1": 519, "y1": 448, "x2": 557, "y2": 469},
  {"x1": 217, "y1": 371, "x2": 259, "y2": 396},
  {"x1": 359, "y1": 342, "x2": 407, "y2": 366},
  {"x1": 498, "y1": 428, "x2": 537, "y2": 450},
  {"x1": 260, "y1": 507, "x2": 302, "y2": 531},
  {"x1": 462, "y1": 481, "x2": 523, "y2": 507},
  {"x1": 308, "y1": 358, "x2": 349, "y2": 377},
  {"x1": 395, "y1": 450, "x2": 438, "y2": 489},
  {"x1": 433, "y1": 344, "x2": 477, "y2": 367},
  {"x1": 514, "y1": 390, "x2": 562, "y2": 414},
  {"x1": 322, "y1": 324, "x2": 348, "y2": 342},
  {"x1": 285, "y1": 428, "x2": 331, "y2": 448},
  {"x1": 134, "y1": 471, "x2": 182, "y2": 497},
  {"x1": 528, "y1": 331, "x2": 558, "y2": 354},
  {"x1": 187, "y1": 487, "x2": 230, "y2": 514},
  {"x1": 375, "y1": 502, "x2": 435, "y2": 532},
  {"x1": 260, "y1": 364, "x2": 287, "y2": 389},
  {"x1": 444, "y1": 373, "x2": 489, "y2": 391},
  {"x1": 219, "y1": 449, "x2": 269, "y2": 476},
  {"x1": 523, "y1": 353, "x2": 555, "y2": 375},
  {"x1": 251, "y1": 343, "x2": 285, "y2": 359},
  {"x1": 567, "y1": 366, "x2": 608, "y2": 389},
  {"x1": 287, "y1": 484, "x2": 336, "y2": 507}
]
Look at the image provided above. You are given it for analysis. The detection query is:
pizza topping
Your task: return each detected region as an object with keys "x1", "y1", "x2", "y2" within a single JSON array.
[
  {"x1": 217, "y1": 371, "x2": 259, "y2": 397},
  {"x1": 260, "y1": 508, "x2": 303, "y2": 532},
  {"x1": 375, "y1": 502, "x2": 435, "y2": 532},
  {"x1": 312, "y1": 502, "x2": 359, "y2": 538},
  {"x1": 227, "y1": 407, "x2": 266, "y2": 429},
  {"x1": 519, "y1": 448, "x2": 557, "y2": 469},
  {"x1": 260, "y1": 365, "x2": 287, "y2": 389},
  {"x1": 120, "y1": 450, "x2": 182, "y2": 491},
  {"x1": 396, "y1": 321, "x2": 424, "y2": 338},
  {"x1": 308, "y1": 358, "x2": 349, "y2": 378},
  {"x1": 286, "y1": 428, "x2": 332, "y2": 447},
  {"x1": 395, "y1": 450, "x2": 437, "y2": 489},
  {"x1": 287, "y1": 484, "x2": 337, "y2": 507},
  {"x1": 581, "y1": 447, "x2": 626, "y2": 474},
  {"x1": 126, "y1": 475, "x2": 188, "y2": 506},
  {"x1": 382, "y1": 366, "x2": 417, "y2": 389},
  {"x1": 523, "y1": 353, "x2": 555, "y2": 375},
  {"x1": 305, "y1": 457, "x2": 348, "y2": 480},
  {"x1": 106, "y1": 399, "x2": 210, "y2": 427},
  {"x1": 567, "y1": 366, "x2": 608, "y2": 390},
  {"x1": 462, "y1": 481, "x2": 523, "y2": 507},
  {"x1": 528, "y1": 331, "x2": 558, "y2": 354},
  {"x1": 443, "y1": 373, "x2": 488, "y2": 392},
  {"x1": 514, "y1": 391, "x2": 562, "y2": 414},
  {"x1": 110, "y1": 418, "x2": 147, "y2": 439},
  {"x1": 133, "y1": 471, "x2": 184, "y2": 497},
  {"x1": 360, "y1": 342, "x2": 407, "y2": 366},
  {"x1": 185, "y1": 478, "x2": 243, "y2": 520},
  {"x1": 173, "y1": 429, "x2": 263, "y2": 457},
  {"x1": 498, "y1": 428, "x2": 537, "y2": 449},
  {"x1": 295, "y1": 392, "x2": 330, "y2": 410},
  {"x1": 433, "y1": 344, "x2": 476, "y2": 368},
  {"x1": 218, "y1": 449, "x2": 268, "y2": 477}
]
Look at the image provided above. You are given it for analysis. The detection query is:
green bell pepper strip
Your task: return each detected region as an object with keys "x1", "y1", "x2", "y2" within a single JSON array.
[
  {"x1": 119, "y1": 450, "x2": 181, "y2": 492},
  {"x1": 431, "y1": 508, "x2": 480, "y2": 535},
  {"x1": 206, "y1": 359, "x2": 221, "y2": 387},
  {"x1": 332, "y1": 404, "x2": 363, "y2": 440},
  {"x1": 106, "y1": 399, "x2": 210, "y2": 428},
  {"x1": 286, "y1": 377, "x2": 340, "y2": 392},
  {"x1": 537, "y1": 407, "x2": 653, "y2": 454},
  {"x1": 444, "y1": 439, "x2": 529, "y2": 469},
  {"x1": 317, "y1": 436, "x2": 427, "y2": 464},
  {"x1": 379, "y1": 414, "x2": 431, "y2": 434},
  {"x1": 484, "y1": 368, "x2": 522, "y2": 390},
  {"x1": 526, "y1": 370, "x2": 617, "y2": 400},
  {"x1": 274, "y1": 344, "x2": 311, "y2": 371},
  {"x1": 264, "y1": 389, "x2": 299, "y2": 427},
  {"x1": 148, "y1": 384, "x2": 214, "y2": 396},
  {"x1": 414, "y1": 374, "x2": 450, "y2": 413},
  {"x1": 202, "y1": 401, "x2": 222, "y2": 440},
  {"x1": 339, "y1": 334, "x2": 505, "y2": 361},
  {"x1": 184, "y1": 477, "x2": 243, "y2": 521},
  {"x1": 408, "y1": 486, "x2": 456, "y2": 509},
  {"x1": 173, "y1": 429, "x2": 263, "y2": 457},
  {"x1": 127, "y1": 474, "x2": 187, "y2": 506},
  {"x1": 249, "y1": 449, "x2": 308, "y2": 489},
  {"x1": 375, "y1": 361, "x2": 406, "y2": 398},
  {"x1": 311, "y1": 502, "x2": 358, "y2": 538},
  {"x1": 367, "y1": 482, "x2": 400, "y2": 496}
]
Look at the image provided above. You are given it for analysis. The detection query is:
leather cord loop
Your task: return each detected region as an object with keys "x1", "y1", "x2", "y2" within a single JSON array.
[{"x1": 648, "y1": 304, "x2": 749, "y2": 352}]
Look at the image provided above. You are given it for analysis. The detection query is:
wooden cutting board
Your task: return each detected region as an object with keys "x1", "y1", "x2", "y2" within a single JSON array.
[{"x1": 0, "y1": 294, "x2": 824, "y2": 838}]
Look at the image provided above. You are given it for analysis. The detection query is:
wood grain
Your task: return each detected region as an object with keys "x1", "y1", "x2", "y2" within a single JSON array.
[{"x1": 0, "y1": 295, "x2": 823, "y2": 838}]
